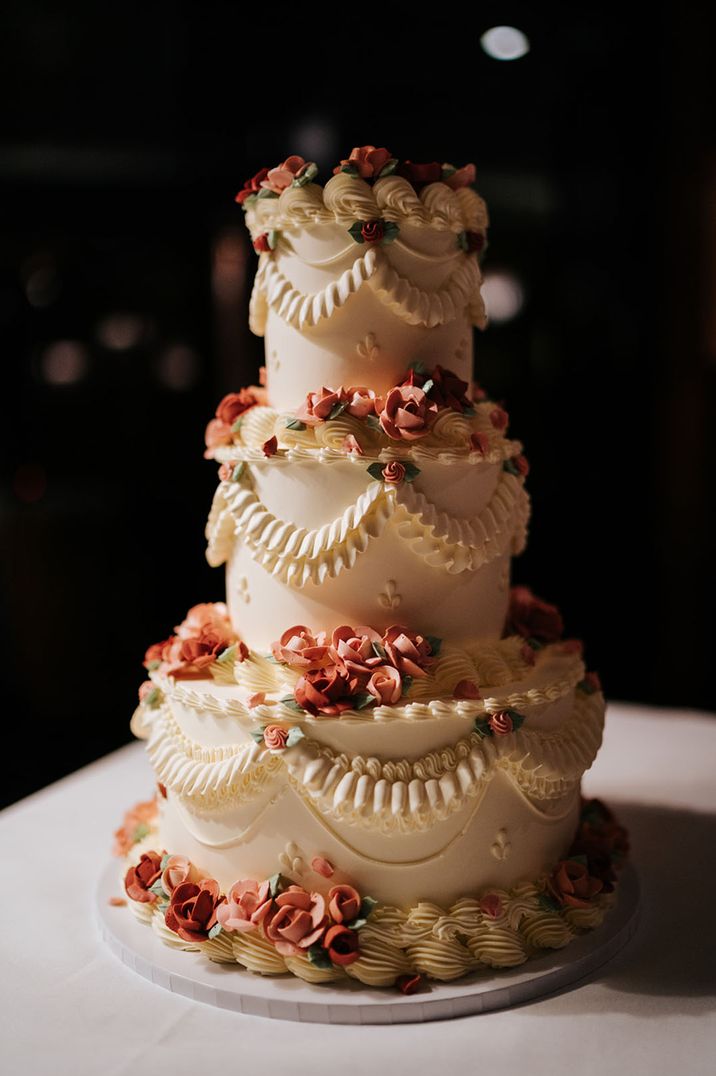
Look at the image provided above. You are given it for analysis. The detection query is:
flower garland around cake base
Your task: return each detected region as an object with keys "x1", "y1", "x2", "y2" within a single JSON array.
[{"x1": 113, "y1": 798, "x2": 628, "y2": 989}]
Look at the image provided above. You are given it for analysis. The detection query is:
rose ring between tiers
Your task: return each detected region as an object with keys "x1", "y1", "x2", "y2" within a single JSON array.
[{"x1": 95, "y1": 859, "x2": 639, "y2": 1024}]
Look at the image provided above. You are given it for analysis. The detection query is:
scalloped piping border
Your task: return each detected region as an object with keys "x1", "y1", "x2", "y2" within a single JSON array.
[
  {"x1": 139, "y1": 687, "x2": 602, "y2": 828},
  {"x1": 204, "y1": 469, "x2": 529, "y2": 584},
  {"x1": 249, "y1": 245, "x2": 485, "y2": 336}
]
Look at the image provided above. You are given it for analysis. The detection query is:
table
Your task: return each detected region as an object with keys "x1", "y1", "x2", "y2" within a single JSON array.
[{"x1": 3, "y1": 702, "x2": 715, "y2": 1075}]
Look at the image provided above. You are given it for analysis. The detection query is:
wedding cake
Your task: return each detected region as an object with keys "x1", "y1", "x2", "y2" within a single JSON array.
[{"x1": 115, "y1": 147, "x2": 627, "y2": 990}]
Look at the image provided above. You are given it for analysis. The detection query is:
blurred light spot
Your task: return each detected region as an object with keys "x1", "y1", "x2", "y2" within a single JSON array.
[
  {"x1": 41, "y1": 340, "x2": 89, "y2": 385},
  {"x1": 480, "y1": 26, "x2": 530, "y2": 61},
  {"x1": 156, "y1": 344, "x2": 199, "y2": 391},
  {"x1": 482, "y1": 270, "x2": 525, "y2": 323},
  {"x1": 212, "y1": 229, "x2": 246, "y2": 305},
  {"x1": 25, "y1": 265, "x2": 61, "y2": 307},
  {"x1": 13, "y1": 463, "x2": 47, "y2": 504},
  {"x1": 289, "y1": 119, "x2": 339, "y2": 164},
  {"x1": 96, "y1": 312, "x2": 146, "y2": 350}
]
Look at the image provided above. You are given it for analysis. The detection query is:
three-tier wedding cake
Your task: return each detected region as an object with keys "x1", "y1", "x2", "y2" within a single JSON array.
[{"x1": 115, "y1": 147, "x2": 627, "y2": 990}]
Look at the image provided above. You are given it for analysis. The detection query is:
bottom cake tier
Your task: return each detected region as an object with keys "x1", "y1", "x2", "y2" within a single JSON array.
[{"x1": 114, "y1": 796, "x2": 628, "y2": 988}]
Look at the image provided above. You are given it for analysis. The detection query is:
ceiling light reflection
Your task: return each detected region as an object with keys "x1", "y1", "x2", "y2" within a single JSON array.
[{"x1": 480, "y1": 26, "x2": 530, "y2": 61}]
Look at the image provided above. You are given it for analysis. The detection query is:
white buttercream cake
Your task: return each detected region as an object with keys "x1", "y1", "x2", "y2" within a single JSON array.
[{"x1": 115, "y1": 147, "x2": 628, "y2": 990}]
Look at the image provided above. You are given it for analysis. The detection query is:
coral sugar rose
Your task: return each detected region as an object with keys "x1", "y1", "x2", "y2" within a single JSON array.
[
  {"x1": 330, "y1": 624, "x2": 382, "y2": 679},
  {"x1": 271, "y1": 625, "x2": 329, "y2": 669},
  {"x1": 334, "y1": 145, "x2": 393, "y2": 178},
  {"x1": 367, "y1": 664, "x2": 403, "y2": 704},
  {"x1": 165, "y1": 879, "x2": 223, "y2": 943},
  {"x1": 297, "y1": 386, "x2": 347, "y2": 426},
  {"x1": 217, "y1": 880, "x2": 272, "y2": 933},
  {"x1": 383, "y1": 626, "x2": 433, "y2": 678},
  {"x1": 546, "y1": 860, "x2": 603, "y2": 909},
  {"x1": 377, "y1": 385, "x2": 438, "y2": 441},
  {"x1": 323, "y1": 924, "x2": 360, "y2": 965},
  {"x1": 261, "y1": 155, "x2": 310, "y2": 195},
  {"x1": 327, "y1": 884, "x2": 361, "y2": 924},
  {"x1": 264, "y1": 887, "x2": 327, "y2": 956}
]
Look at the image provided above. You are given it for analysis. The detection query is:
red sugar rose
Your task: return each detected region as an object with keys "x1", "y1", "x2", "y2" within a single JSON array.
[
  {"x1": 124, "y1": 851, "x2": 162, "y2": 903},
  {"x1": 361, "y1": 219, "x2": 385, "y2": 243},
  {"x1": 506, "y1": 586, "x2": 564, "y2": 645},
  {"x1": 546, "y1": 860, "x2": 603, "y2": 910},
  {"x1": 397, "y1": 160, "x2": 443, "y2": 187},
  {"x1": 323, "y1": 924, "x2": 360, "y2": 966},
  {"x1": 294, "y1": 665, "x2": 357, "y2": 716},
  {"x1": 383, "y1": 625, "x2": 433, "y2": 678},
  {"x1": 165, "y1": 878, "x2": 223, "y2": 943},
  {"x1": 488, "y1": 711, "x2": 514, "y2": 735},
  {"x1": 235, "y1": 167, "x2": 269, "y2": 205}
]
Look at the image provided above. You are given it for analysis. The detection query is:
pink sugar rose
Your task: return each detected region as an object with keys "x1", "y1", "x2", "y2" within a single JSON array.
[
  {"x1": 161, "y1": 855, "x2": 195, "y2": 897},
  {"x1": 488, "y1": 711, "x2": 514, "y2": 736},
  {"x1": 334, "y1": 145, "x2": 393, "y2": 179},
  {"x1": 296, "y1": 385, "x2": 348, "y2": 426},
  {"x1": 261, "y1": 155, "x2": 309, "y2": 195},
  {"x1": 376, "y1": 384, "x2": 438, "y2": 441},
  {"x1": 327, "y1": 884, "x2": 361, "y2": 924},
  {"x1": 367, "y1": 664, "x2": 403, "y2": 705},
  {"x1": 382, "y1": 460, "x2": 406, "y2": 484},
  {"x1": 263, "y1": 724, "x2": 289, "y2": 751},
  {"x1": 264, "y1": 886, "x2": 328, "y2": 956},
  {"x1": 479, "y1": 893, "x2": 503, "y2": 919},
  {"x1": 138, "y1": 680, "x2": 154, "y2": 702},
  {"x1": 271, "y1": 625, "x2": 330, "y2": 669},
  {"x1": 148, "y1": 602, "x2": 247, "y2": 679},
  {"x1": 217, "y1": 879, "x2": 272, "y2": 934},
  {"x1": 294, "y1": 665, "x2": 357, "y2": 716},
  {"x1": 165, "y1": 879, "x2": 223, "y2": 943},
  {"x1": 113, "y1": 798, "x2": 158, "y2": 857},
  {"x1": 345, "y1": 385, "x2": 377, "y2": 419},
  {"x1": 176, "y1": 602, "x2": 231, "y2": 639},
  {"x1": 444, "y1": 163, "x2": 477, "y2": 190},
  {"x1": 383, "y1": 625, "x2": 433, "y2": 678},
  {"x1": 204, "y1": 389, "x2": 261, "y2": 458},
  {"x1": 124, "y1": 851, "x2": 162, "y2": 903},
  {"x1": 330, "y1": 624, "x2": 383, "y2": 680},
  {"x1": 506, "y1": 586, "x2": 564, "y2": 645},
  {"x1": 218, "y1": 462, "x2": 234, "y2": 482}
]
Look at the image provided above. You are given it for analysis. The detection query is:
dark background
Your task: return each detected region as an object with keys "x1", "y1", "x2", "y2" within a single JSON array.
[{"x1": 1, "y1": 2, "x2": 714, "y2": 807}]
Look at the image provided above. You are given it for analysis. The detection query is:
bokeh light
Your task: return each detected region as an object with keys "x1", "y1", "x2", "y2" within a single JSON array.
[
  {"x1": 480, "y1": 26, "x2": 530, "y2": 62},
  {"x1": 40, "y1": 340, "x2": 89, "y2": 385},
  {"x1": 482, "y1": 270, "x2": 525, "y2": 323}
]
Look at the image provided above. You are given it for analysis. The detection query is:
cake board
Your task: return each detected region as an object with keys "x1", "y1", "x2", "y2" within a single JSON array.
[{"x1": 96, "y1": 860, "x2": 640, "y2": 1024}]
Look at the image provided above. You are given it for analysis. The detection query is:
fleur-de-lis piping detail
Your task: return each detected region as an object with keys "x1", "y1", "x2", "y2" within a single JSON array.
[
  {"x1": 490, "y1": 827, "x2": 512, "y2": 861},
  {"x1": 379, "y1": 578, "x2": 402, "y2": 610}
]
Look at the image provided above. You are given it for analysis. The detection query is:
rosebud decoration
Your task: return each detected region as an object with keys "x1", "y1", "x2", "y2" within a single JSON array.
[
  {"x1": 474, "y1": 708, "x2": 525, "y2": 738},
  {"x1": 348, "y1": 219, "x2": 399, "y2": 246},
  {"x1": 367, "y1": 460, "x2": 421, "y2": 484}
]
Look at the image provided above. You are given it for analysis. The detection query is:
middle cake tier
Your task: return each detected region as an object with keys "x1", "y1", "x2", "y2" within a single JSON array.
[{"x1": 206, "y1": 448, "x2": 530, "y2": 652}]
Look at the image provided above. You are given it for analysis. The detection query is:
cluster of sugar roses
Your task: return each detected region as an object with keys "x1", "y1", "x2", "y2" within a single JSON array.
[
  {"x1": 124, "y1": 849, "x2": 376, "y2": 970},
  {"x1": 141, "y1": 602, "x2": 248, "y2": 682},
  {"x1": 505, "y1": 585, "x2": 602, "y2": 697},
  {"x1": 541, "y1": 798, "x2": 628, "y2": 912},
  {"x1": 265, "y1": 623, "x2": 439, "y2": 716},
  {"x1": 234, "y1": 146, "x2": 486, "y2": 255}
]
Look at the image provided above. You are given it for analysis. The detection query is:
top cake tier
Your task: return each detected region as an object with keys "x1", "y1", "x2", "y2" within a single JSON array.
[{"x1": 239, "y1": 152, "x2": 488, "y2": 411}]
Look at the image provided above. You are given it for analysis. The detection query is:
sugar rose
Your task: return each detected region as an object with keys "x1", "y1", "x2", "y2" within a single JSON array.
[
  {"x1": 334, "y1": 145, "x2": 393, "y2": 179},
  {"x1": 330, "y1": 625, "x2": 382, "y2": 680},
  {"x1": 294, "y1": 665, "x2": 357, "y2": 716},
  {"x1": 377, "y1": 385, "x2": 438, "y2": 441},
  {"x1": 297, "y1": 386, "x2": 348, "y2": 426},
  {"x1": 546, "y1": 860, "x2": 603, "y2": 910},
  {"x1": 327, "y1": 884, "x2": 361, "y2": 924},
  {"x1": 165, "y1": 879, "x2": 223, "y2": 943},
  {"x1": 263, "y1": 725, "x2": 289, "y2": 751},
  {"x1": 236, "y1": 167, "x2": 269, "y2": 205},
  {"x1": 506, "y1": 586, "x2": 564, "y2": 645},
  {"x1": 383, "y1": 626, "x2": 433, "y2": 678},
  {"x1": 367, "y1": 664, "x2": 403, "y2": 705},
  {"x1": 271, "y1": 625, "x2": 330, "y2": 669},
  {"x1": 124, "y1": 851, "x2": 162, "y2": 903},
  {"x1": 261, "y1": 155, "x2": 310, "y2": 195},
  {"x1": 323, "y1": 924, "x2": 360, "y2": 966},
  {"x1": 264, "y1": 886, "x2": 327, "y2": 956},
  {"x1": 217, "y1": 880, "x2": 272, "y2": 933},
  {"x1": 444, "y1": 163, "x2": 477, "y2": 190},
  {"x1": 161, "y1": 854, "x2": 195, "y2": 897}
]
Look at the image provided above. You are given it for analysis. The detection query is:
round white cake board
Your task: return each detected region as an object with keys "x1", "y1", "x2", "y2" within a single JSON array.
[{"x1": 97, "y1": 860, "x2": 640, "y2": 1024}]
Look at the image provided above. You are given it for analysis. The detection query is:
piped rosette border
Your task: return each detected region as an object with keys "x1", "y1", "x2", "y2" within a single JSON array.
[{"x1": 112, "y1": 796, "x2": 628, "y2": 988}]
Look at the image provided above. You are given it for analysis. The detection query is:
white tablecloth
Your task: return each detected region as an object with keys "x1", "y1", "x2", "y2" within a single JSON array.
[{"x1": 3, "y1": 702, "x2": 715, "y2": 1075}]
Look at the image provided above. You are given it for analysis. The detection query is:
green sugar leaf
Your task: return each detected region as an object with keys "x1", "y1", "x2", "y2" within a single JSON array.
[
  {"x1": 217, "y1": 644, "x2": 236, "y2": 664},
  {"x1": 132, "y1": 822, "x2": 150, "y2": 843},
  {"x1": 348, "y1": 221, "x2": 365, "y2": 243},
  {"x1": 353, "y1": 692, "x2": 376, "y2": 710},
  {"x1": 250, "y1": 728, "x2": 265, "y2": 744},
  {"x1": 371, "y1": 641, "x2": 388, "y2": 660},
  {"x1": 285, "y1": 418, "x2": 307, "y2": 431},
  {"x1": 231, "y1": 417, "x2": 243, "y2": 434},
  {"x1": 367, "y1": 462, "x2": 385, "y2": 481},
  {"x1": 231, "y1": 462, "x2": 245, "y2": 482},
  {"x1": 308, "y1": 944, "x2": 333, "y2": 969},
  {"x1": 280, "y1": 696, "x2": 306, "y2": 715},
  {"x1": 286, "y1": 726, "x2": 305, "y2": 747},
  {"x1": 403, "y1": 462, "x2": 421, "y2": 482},
  {"x1": 365, "y1": 414, "x2": 382, "y2": 431},
  {"x1": 378, "y1": 158, "x2": 398, "y2": 178},
  {"x1": 425, "y1": 635, "x2": 442, "y2": 657},
  {"x1": 328, "y1": 400, "x2": 347, "y2": 420},
  {"x1": 421, "y1": 379, "x2": 434, "y2": 395},
  {"x1": 207, "y1": 922, "x2": 222, "y2": 940}
]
